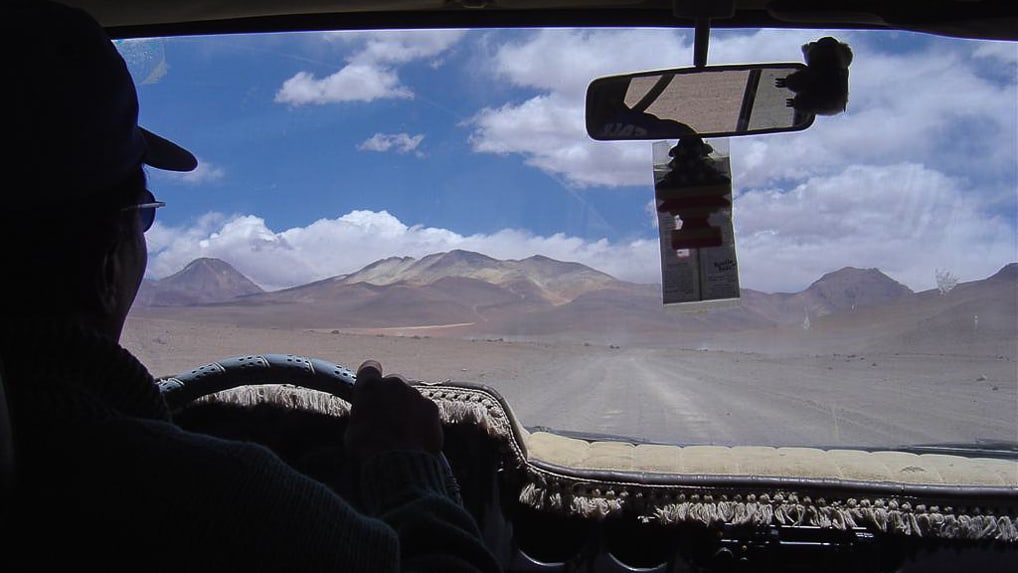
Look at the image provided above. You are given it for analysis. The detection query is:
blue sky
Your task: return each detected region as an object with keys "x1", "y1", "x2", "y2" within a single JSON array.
[{"x1": 116, "y1": 28, "x2": 1017, "y2": 293}]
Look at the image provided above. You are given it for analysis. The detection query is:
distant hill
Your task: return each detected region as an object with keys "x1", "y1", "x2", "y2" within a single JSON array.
[
  {"x1": 187, "y1": 250, "x2": 624, "y2": 328},
  {"x1": 131, "y1": 253, "x2": 1016, "y2": 355},
  {"x1": 135, "y1": 258, "x2": 263, "y2": 306},
  {"x1": 706, "y1": 264, "x2": 1016, "y2": 355},
  {"x1": 803, "y1": 267, "x2": 913, "y2": 312},
  {"x1": 881, "y1": 263, "x2": 1018, "y2": 356},
  {"x1": 988, "y1": 262, "x2": 1017, "y2": 281},
  {"x1": 743, "y1": 267, "x2": 914, "y2": 324},
  {"x1": 335, "y1": 249, "x2": 619, "y2": 305}
]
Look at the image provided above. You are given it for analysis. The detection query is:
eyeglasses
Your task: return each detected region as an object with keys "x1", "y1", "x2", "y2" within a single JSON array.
[{"x1": 121, "y1": 189, "x2": 165, "y2": 232}]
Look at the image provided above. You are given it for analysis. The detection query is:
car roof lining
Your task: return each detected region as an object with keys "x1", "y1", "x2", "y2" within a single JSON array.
[{"x1": 55, "y1": 0, "x2": 1018, "y2": 41}]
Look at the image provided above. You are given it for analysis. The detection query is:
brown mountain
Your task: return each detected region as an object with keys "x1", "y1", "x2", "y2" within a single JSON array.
[
  {"x1": 879, "y1": 263, "x2": 1018, "y2": 356},
  {"x1": 336, "y1": 250, "x2": 619, "y2": 305},
  {"x1": 178, "y1": 250, "x2": 612, "y2": 328},
  {"x1": 988, "y1": 262, "x2": 1017, "y2": 281},
  {"x1": 481, "y1": 267, "x2": 919, "y2": 344},
  {"x1": 131, "y1": 253, "x2": 1015, "y2": 356},
  {"x1": 742, "y1": 267, "x2": 914, "y2": 324},
  {"x1": 131, "y1": 250, "x2": 629, "y2": 328},
  {"x1": 135, "y1": 258, "x2": 263, "y2": 306},
  {"x1": 803, "y1": 267, "x2": 913, "y2": 312},
  {"x1": 703, "y1": 264, "x2": 1016, "y2": 355}
]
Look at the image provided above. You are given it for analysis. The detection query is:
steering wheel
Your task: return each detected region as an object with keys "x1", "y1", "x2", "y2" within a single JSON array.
[
  {"x1": 155, "y1": 353, "x2": 461, "y2": 503},
  {"x1": 155, "y1": 353, "x2": 358, "y2": 409}
]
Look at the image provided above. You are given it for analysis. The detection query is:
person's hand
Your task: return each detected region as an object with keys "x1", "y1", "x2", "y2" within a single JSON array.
[{"x1": 344, "y1": 360, "x2": 444, "y2": 462}]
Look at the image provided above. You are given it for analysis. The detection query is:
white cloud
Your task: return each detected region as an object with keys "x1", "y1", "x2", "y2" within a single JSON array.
[
  {"x1": 467, "y1": 29, "x2": 1017, "y2": 192},
  {"x1": 488, "y1": 29, "x2": 686, "y2": 98},
  {"x1": 461, "y1": 29, "x2": 1015, "y2": 292},
  {"x1": 973, "y1": 41, "x2": 1018, "y2": 64},
  {"x1": 344, "y1": 30, "x2": 466, "y2": 65},
  {"x1": 147, "y1": 160, "x2": 1014, "y2": 294},
  {"x1": 146, "y1": 30, "x2": 1015, "y2": 296},
  {"x1": 275, "y1": 30, "x2": 464, "y2": 106},
  {"x1": 469, "y1": 94, "x2": 655, "y2": 187},
  {"x1": 482, "y1": 28, "x2": 814, "y2": 98},
  {"x1": 730, "y1": 40, "x2": 1018, "y2": 187},
  {"x1": 146, "y1": 210, "x2": 661, "y2": 291},
  {"x1": 274, "y1": 66, "x2": 412, "y2": 105},
  {"x1": 733, "y1": 162, "x2": 1016, "y2": 292},
  {"x1": 153, "y1": 158, "x2": 225, "y2": 185},
  {"x1": 464, "y1": 29, "x2": 825, "y2": 187},
  {"x1": 357, "y1": 133, "x2": 425, "y2": 154}
]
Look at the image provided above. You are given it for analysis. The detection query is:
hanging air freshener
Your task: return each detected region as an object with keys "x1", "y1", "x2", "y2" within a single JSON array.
[{"x1": 652, "y1": 137, "x2": 740, "y2": 307}]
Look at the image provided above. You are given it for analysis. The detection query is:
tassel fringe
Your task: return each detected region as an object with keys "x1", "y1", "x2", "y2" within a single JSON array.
[{"x1": 192, "y1": 384, "x2": 1018, "y2": 542}]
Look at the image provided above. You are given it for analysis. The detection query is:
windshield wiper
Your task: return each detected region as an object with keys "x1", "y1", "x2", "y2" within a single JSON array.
[
  {"x1": 526, "y1": 427, "x2": 1018, "y2": 460},
  {"x1": 891, "y1": 440, "x2": 1018, "y2": 460},
  {"x1": 525, "y1": 425, "x2": 657, "y2": 445}
]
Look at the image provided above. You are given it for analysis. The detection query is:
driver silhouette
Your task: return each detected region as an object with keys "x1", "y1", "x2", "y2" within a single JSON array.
[{"x1": 0, "y1": 2, "x2": 498, "y2": 571}]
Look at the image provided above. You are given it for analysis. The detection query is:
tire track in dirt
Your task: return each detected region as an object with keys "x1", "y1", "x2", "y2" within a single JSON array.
[
  {"x1": 499, "y1": 346, "x2": 1014, "y2": 447},
  {"x1": 123, "y1": 318, "x2": 1015, "y2": 449},
  {"x1": 508, "y1": 348, "x2": 831, "y2": 445}
]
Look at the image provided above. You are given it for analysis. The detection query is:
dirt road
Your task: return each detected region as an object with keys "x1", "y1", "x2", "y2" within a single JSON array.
[
  {"x1": 498, "y1": 346, "x2": 1017, "y2": 448},
  {"x1": 123, "y1": 317, "x2": 1017, "y2": 449}
]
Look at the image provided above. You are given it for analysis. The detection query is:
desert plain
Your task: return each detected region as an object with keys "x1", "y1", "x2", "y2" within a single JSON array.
[
  {"x1": 122, "y1": 314, "x2": 1017, "y2": 450},
  {"x1": 123, "y1": 253, "x2": 1018, "y2": 450}
]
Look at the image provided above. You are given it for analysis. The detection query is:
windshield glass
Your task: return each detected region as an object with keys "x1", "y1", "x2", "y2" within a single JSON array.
[{"x1": 119, "y1": 27, "x2": 1017, "y2": 450}]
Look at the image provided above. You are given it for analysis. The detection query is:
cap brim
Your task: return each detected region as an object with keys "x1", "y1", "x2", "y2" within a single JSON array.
[{"x1": 140, "y1": 127, "x2": 198, "y2": 172}]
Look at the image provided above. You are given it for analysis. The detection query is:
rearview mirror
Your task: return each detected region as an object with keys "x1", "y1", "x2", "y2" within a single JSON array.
[{"x1": 586, "y1": 64, "x2": 815, "y2": 140}]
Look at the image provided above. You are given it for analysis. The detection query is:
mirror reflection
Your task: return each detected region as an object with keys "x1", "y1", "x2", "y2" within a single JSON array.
[{"x1": 586, "y1": 64, "x2": 815, "y2": 140}]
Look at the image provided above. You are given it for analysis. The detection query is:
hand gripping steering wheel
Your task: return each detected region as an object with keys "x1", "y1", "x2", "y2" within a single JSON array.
[{"x1": 155, "y1": 353, "x2": 461, "y2": 503}]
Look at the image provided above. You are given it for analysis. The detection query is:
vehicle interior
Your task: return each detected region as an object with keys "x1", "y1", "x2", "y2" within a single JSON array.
[{"x1": 3, "y1": 1, "x2": 1016, "y2": 571}]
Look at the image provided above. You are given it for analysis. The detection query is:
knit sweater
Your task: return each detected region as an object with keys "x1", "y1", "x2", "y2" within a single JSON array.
[{"x1": 0, "y1": 320, "x2": 500, "y2": 572}]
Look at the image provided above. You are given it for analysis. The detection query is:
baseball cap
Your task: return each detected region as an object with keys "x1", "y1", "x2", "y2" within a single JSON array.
[{"x1": 3, "y1": 1, "x2": 197, "y2": 207}]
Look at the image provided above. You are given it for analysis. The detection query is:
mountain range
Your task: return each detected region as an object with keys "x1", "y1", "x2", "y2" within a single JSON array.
[{"x1": 132, "y1": 251, "x2": 1017, "y2": 354}]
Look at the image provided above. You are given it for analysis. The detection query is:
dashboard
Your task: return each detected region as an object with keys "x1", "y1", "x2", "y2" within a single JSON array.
[{"x1": 162, "y1": 354, "x2": 1018, "y2": 572}]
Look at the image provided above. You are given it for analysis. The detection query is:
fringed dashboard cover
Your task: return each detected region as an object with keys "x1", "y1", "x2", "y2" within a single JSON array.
[{"x1": 190, "y1": 381, "x2": 1018, "y2": 542}]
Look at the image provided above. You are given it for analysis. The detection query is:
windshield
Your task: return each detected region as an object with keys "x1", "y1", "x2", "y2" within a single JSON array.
[{"x1": 119, "y1": 27, "x2": 1017, "y2": 450}]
